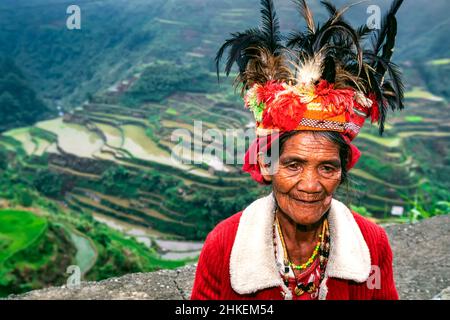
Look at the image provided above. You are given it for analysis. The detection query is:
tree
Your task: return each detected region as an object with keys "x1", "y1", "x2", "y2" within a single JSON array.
[
  {"x1": 0, "y1": 57, "x2": 49, "y2": 133},
  {"x1": 17, "y1": 188, "x2": 34, "y2": 207},
  {"x1": 0, "y1": 148, "x2": 8, "y2": 170},
  {"x1": 101, "y1": 166, "x2": 137, "y2": 196},
  {"x1": 33, "y1": 170, "x2": 63, "y2": 198}
]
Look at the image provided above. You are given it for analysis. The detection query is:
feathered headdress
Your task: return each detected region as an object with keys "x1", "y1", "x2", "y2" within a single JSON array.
[{"x1": 216, "y1": 0, "x2": 405, "y2": 140}]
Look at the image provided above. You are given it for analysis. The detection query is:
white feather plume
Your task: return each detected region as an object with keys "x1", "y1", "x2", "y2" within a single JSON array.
[{"x1": 294, "y1": 53, "x2": 324, "y2": 86}]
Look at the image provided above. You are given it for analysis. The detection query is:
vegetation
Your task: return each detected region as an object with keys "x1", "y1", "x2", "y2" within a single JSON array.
[
  {"x1": 0, "y1": 210, "x2": 75, "y2": 296},
  {"x1": 0, "y1": 58, "x2": 50, "y2": 133},
  {"x1": 404, "y1": 87, "x2": 444, "y2": 101},
  {"x1": 418, "y1": 62, "x2": 450, "y2": 99},
  {"x1": 0, "y1": 210, "x2": 47, "y2": 264},
  {"x1": 350, "y1": 205, "x2": 373, "y2": 218},
  {"x1": 404, "y1": 116, "x2": 424, "y2": 123},
  {"x1": 0, "y1": 147, "x2": 190, "y2": 297},
  {"x1": 122, "y1": 62, "x2": 218, "y2": 106},
  {"x1": 428, "y1": 59, "x2": 450, "y2": 66},
  {"x1": 33, "y1": 170, "x2": 63, "y2": 198}
]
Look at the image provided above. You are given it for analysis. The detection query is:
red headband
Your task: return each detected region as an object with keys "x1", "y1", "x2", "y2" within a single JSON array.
[{"x1": 242, "y1": 133, "x2": 361, "y2": 185}]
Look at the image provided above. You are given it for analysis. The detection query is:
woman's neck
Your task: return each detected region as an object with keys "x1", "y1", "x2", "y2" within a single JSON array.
[{"x1": 276, "y1": 208, "x2": 324, "y2": 244}]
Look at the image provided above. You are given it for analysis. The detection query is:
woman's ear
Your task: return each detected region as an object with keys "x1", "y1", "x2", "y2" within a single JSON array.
[{"x1": 257, "y1": 152, "x2": 272, "y2": 183}]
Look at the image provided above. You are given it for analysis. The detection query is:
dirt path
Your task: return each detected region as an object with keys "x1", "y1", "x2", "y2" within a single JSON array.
[{"x1": 384, "y1": 214, "x2": 450, "y2": 300}]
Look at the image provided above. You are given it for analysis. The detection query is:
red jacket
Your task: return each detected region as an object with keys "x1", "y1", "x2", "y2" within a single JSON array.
[{"x1": 191, "y1": 195, "x2": 398, "y2": 300}]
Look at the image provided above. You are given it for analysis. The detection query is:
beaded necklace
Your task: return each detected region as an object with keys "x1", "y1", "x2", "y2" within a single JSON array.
[
  {"x1": 273, "y1": 212, "x2": 330, "y2": 297},
  {"x1": 276, "y1": 217, "x2": 323, "y2": 271}
]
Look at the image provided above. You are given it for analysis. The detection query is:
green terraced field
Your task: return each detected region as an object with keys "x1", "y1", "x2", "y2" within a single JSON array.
[
  {"x1": 404, "y1": 116, "x2": 424, "y2": 123},
  {"x1": 74, "y1": 188, "x2": 182, "y2": 224},
  {"x1": 94, "y1": 123, "x2": 123, "y2": 148},
  {"x1": 0, "y1": 210, "x2": 47, "y2": 264},
  {"x1": 357, "y1": 132, "x2": 402, "y2": 148},
  {"x1": 428, "y1": 58, "x2": 450, "y2": 66},
  {"x1": 2, "y1": 128, "x2": 54, "y2": 157},
  {"x1": 68, "y1": 194, "x2": 148, "y2": 226},
  {"x1": 28, "y1": 115, "x2": 220, "y2": 179},
  {"x1": 350, "y1": 169, "x2": 420, "y2": 190},
  {"x1": 107, "y1": 232, "x2": 187, "y2": 269},
  {"x1": 88, "y1": 112, "x2": 149, "y2": 125},
  {"x1": 398, "y1": 131, "x2": 450, "y2": 139},
  {"x1": 33, "y1": 138, "x2": 52, "y2": 156},
  {"x1": 91, "y1": 212, "x2": 178, "y2": 239},
  {"x1": 404, "y1": 87, "x2": 445, "y2": 102},
  {"x1": 121, "y1": 125, "x2": 169, "y2": 159},
  {"x1": 49, "y1": 164, "x2": 102, "y2": 180},
  {"x1": 3, "y1": 128, "x2": 35, "y2": 155},
  {"x1": 37, "y1": 118, "x2": 104, "y2": 158}
]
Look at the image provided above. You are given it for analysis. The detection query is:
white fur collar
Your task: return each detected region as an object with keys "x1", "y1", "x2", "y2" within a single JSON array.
[{"x1": 229, "y1": 193, "x2": 371, "y2": 299}]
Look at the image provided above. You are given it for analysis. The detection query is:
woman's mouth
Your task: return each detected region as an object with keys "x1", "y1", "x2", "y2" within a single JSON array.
[{"x1": 292, "y1": 197, "x2": 324, "y2": 205}]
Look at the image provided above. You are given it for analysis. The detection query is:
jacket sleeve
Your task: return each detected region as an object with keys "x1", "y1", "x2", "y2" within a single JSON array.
[
  {"x1": 190, "y1": 229, "x2": 224, "y2": 300},
  {"x1": 372, "y1": 228, "x2": 399, "y2": 300}
]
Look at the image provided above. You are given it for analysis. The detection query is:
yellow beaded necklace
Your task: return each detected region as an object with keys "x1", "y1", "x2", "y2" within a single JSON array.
[
  {"x1": 275, "y1": 215, "x2": 327, "y2": 271},
  {"x1": 274, "y1": 212, "x2": 330, "y2": 297}
]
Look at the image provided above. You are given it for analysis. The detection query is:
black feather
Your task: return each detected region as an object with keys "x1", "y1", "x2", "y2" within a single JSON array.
[
  {"x1": 365, "y1": 52, "x2": 404, "y2": 109},
  {"x1": 320, "y1": 0, "x2": 337, "y2": 17},
  {"x1": 376, "y1": 14, "x2": 397, "y2": 75},
  {"x1": 371, "y1": 0, "x2": 404, "y2": 57},
  {"x1": 313, "y1": 20, "x2": 363, "y2": 75},
  {"x1": 381, "y1": 62, "x2": 404, "y2": 110},
  {"x1": 293, "y1": 0, "x2": 316, "y2": 33},
  {"x1": 322, "y1": 55, "x2": 336, "y2": 83},
  {"x1": 260, "y1": 0, "x2": 283, "y2": 53},
  {"x1": 356, "y1": 24, "x2": 374, "y2": 40},
  {"x1": 215, "y1": 0, "x2": 284, "y2": 83},
  {"x1": 362, "y1": 67, "x2": 385, "y2": 134},
  {"x1": 286, "y1": 31, "x2": 307, "y2": 49},
  {"x1": 215, "y1": 29, "x2": 263, "y2": 81}
]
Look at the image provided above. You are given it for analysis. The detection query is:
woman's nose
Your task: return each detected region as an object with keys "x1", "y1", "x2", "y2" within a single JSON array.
[{"x1": 295, "y1": 167, "x2": 322, "y2": 193}]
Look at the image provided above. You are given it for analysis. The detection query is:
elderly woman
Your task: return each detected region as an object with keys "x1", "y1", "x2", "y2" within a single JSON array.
[{"x1": 191, "y1": 0, "x2": 404, "y2": 300}]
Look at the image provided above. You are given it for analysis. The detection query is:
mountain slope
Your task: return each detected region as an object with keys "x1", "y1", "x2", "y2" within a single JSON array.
[{"x1": 2, "y1": 0, "x2": 449, "y2": 108}]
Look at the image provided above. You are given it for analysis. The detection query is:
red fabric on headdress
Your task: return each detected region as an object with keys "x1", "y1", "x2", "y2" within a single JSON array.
[
  {"x1": 342, "y1": 134, "x2": 361, "y2": 171},
  {"x1": 242, "y1": 132, "x2": 361, "y2": 185},
  {"x1": 242, "y1": 132, "x2": 280, "y2": 185}
]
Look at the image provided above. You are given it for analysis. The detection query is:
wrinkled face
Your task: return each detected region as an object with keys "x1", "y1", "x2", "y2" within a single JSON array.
[{"x1": 262, "y1": 131, "x2": 342, "y2": 225}]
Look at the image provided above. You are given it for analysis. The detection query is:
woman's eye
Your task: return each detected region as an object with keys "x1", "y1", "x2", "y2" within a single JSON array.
[
  {"x1": 287, "y1": 163, "x2": 301, "y2": 171},
  {"x1": 319, "y1": 165, "x2": 339, "y2": 177}
]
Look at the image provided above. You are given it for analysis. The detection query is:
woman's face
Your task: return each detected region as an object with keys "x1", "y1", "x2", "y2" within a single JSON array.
[{"x1": 263, "y1": 131, "x2": 342, "y2": 225}]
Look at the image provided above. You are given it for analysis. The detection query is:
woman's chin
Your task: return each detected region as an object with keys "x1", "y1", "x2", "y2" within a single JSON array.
[{"x1": 283, "y1": 201, "x2": 331, "y2": 225}]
